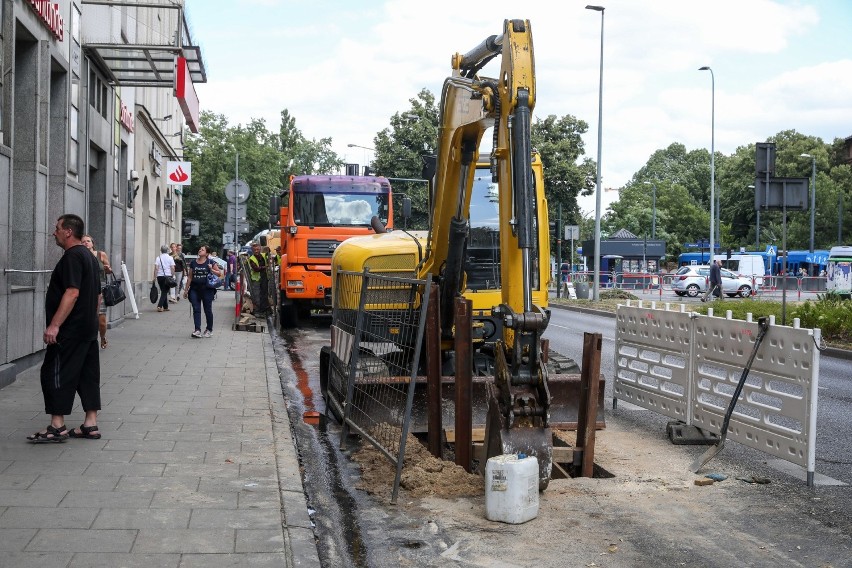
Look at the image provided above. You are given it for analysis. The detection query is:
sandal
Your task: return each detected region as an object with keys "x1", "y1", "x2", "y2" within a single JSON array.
[
  {"x1": 68, "y1": 424, "x2": 102, "y2": 440},
  {"x1": 100, "y1": 337, "x2": 108, "y2": 350},
  {"x1": 27, "y1": 424, "x2": 68, "y2": 443}
]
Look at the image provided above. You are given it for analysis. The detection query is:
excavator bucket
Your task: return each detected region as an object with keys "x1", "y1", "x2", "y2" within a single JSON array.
[{"x1": 483, "y1": 382, "x2": 553, "y2": 491}]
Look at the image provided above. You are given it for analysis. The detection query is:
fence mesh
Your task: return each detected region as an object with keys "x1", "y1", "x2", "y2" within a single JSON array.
[{"x1": 326, "y1": 269, "x2": 431, "y2": 502}]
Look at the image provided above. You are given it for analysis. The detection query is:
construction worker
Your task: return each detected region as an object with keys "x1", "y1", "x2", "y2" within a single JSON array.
[{"x1": 248, "y1": 242, "x2": 269, "y2": 315}]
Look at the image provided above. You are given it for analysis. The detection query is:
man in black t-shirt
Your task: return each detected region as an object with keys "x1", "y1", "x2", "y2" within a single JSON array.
[{"x1": 28, "y1": 214, "x2": 103, "y2": 443}]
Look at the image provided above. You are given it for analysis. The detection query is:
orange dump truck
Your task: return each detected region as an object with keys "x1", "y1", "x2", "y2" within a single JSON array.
[{"x1": 276, "y1": 174, "x2": 393, "y2": 327}]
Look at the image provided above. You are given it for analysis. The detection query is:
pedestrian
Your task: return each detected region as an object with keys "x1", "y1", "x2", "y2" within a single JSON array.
[
  {"x1": 28, "y1": 214, "x2": 102, "y2": 443},
  {"x1": 175, "y1": 243, "x2": 188, "y2": 296},
  {"x1": 709, "y1": 259, "x2": 722, "y2": 299},
  {"x1": 153, "y1": 245, "x2": 176, "y2": 312},
  {"x1": 184, "y1": 244, "x2": 224, "y2": 338},
  {"x1": 225, "y1": 249, "x2": 238, "y2": 291},
  {"x1": 170, "y1": 242, "x2": 187, "y2": 302},
  {"x1": 248, "y1": 242, "x2": 270, "y2": 314},
  {"x1": 81, "y1": 235, "x2": 112, "y2": 349}
]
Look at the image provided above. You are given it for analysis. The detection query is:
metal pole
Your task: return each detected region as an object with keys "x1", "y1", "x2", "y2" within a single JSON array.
[
  {"x1": 840, "y1": 191, "x2": 844, "y2": 245},
  {"x1": 556, "y1": 203, "x2": 562, "y2": 298},
  {"x1": 235, "y1": 152, "x2": 239, "y2": 248},
  {"x1": 652, "y1": 183, "x2": 656, "y2": 240},
  {"x1": 587, "y1": 5, "x2": 605, "y2": 302},
  {"x1": 810, "y1": 156, "x2": 816, "y2": 253},
  {"x1": 699, "y1": 66, "x2": 715, "y2": 266}
]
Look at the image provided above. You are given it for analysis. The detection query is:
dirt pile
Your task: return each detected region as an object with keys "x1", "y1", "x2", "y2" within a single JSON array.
[{"x1": 352, "y1": 429, "x2": 483, "y2": 499}]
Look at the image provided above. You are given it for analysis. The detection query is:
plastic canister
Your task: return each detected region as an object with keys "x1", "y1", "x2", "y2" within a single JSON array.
[{"x1": 485, "y1": 454, "x2": 539, "y2": 524}]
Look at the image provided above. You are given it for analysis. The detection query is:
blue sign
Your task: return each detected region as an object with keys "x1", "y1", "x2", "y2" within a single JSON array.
[{"x1": 766, "y1": 245, "x2": 777, "y2": 256}]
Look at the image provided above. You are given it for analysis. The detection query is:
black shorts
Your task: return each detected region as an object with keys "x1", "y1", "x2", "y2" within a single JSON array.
[{"x1": 40, "y1": 338, "x2": 101, "y2": 416}]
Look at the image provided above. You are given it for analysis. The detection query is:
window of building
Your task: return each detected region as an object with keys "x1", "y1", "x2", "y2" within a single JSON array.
[{"x1": 88, "y1": 69, "x2": 109, "y2": 119}]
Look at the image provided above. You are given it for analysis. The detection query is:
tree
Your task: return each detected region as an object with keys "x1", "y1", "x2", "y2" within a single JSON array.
[
  {"x1": 182, "y1": 110, "x2": 343, "y2": 252},
  {"x1": 372, "y1": 89, "x2": 439, "y2": 229},
  {"x1": 530, "y1": 114, "x2": 596, "y2": 255}
]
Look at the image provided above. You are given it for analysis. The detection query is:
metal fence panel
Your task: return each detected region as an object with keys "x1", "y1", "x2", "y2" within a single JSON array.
[
  {"x1": 614, "y1": 302, "x2": 694, "y2": 422},
  {"x1": 615, "y1": 301, "x2": 821, "y2": 481},
  {"x1": 327, "y1": 270, "x2": 431, "y2": 502},
  {"x1": 691, "y1": 312, "x2": 820, "y2": 471}
]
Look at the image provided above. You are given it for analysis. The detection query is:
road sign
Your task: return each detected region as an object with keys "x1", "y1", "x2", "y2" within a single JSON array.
[
  {"x1": 564, "y1": 225, "x2": 579, "y2": 240},
  {"x1": 225, "y1": 222, "x2": 251, "y2": 234},
  {"x1": 766, "y1": 245, "x2": 777, "y2": 256},
  {"x1": 226, "y1": 203, "x2": 247, "y2": 224},
  {"x1": 225, "y1": 179, "x2": 250, "y2": 203},
  {"x1": 222, "y1": 233, "x2": 234, "y2": 245}
]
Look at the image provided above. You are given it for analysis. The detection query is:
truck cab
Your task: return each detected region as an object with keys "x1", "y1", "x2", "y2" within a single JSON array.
[{"x1": 278, "y1": 175, "x2": 393, "y2": 326}]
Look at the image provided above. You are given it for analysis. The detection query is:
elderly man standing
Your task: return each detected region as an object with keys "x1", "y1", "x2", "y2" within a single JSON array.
[{"x1": 28, "y1": 214, "x2": 102, "y2": 443}]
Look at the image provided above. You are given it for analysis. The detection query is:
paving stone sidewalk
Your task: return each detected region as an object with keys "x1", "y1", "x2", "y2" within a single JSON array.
[{"x1": 0, "y1": 292, "x2": 320, "y2": 567}]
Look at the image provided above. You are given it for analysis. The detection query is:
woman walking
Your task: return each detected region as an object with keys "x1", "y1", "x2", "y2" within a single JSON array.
[
  {"x1": 82, "y1": 235, "x2": 111, "y2": 349},
  {"x1": 152, "y1": 245, "x2": 176, "y2": 312},
  {"x1": 184, "y1": 245, "x2": 224, "y2": 338}
]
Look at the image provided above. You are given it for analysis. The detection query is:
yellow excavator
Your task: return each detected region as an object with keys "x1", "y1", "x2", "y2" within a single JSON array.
[{"x1": 325, "y1": 19, "x2": 602, "y2": 489}]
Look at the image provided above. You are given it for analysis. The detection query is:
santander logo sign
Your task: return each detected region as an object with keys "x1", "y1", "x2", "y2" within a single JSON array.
[
  {"x1": 165, "y1": 161, "x2": 192, "y2": 186},
  {"x1": 169, "y1": 166, "x2": 189, "y2": 183}
]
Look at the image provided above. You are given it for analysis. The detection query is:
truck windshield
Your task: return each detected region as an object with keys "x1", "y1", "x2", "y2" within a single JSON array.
[{"x1": 292, "y1": 191, "x2": 390, "y2": 227}]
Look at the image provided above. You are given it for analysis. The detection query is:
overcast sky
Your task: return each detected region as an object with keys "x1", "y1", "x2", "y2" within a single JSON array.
[{"x1": 188, "y1": 0, "x2": 852, "y2": 214}]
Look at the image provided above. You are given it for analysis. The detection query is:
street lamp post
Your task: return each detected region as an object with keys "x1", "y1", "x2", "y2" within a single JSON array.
[
  {"x1": 699, "y1": 66, "x2": 715, "y2": 264},
  {"x1": 643, "y1": 181, "x2": 656, "y2": 239},
  {"x1": 800, "y1": 153, "x2": 816, "y2": 253},
  {"x1": 587, "y1": 4, "x2": 605, "y2": 301},
  {"x1": 748, "y1": 184, "x2": 759, "y2": 246}
]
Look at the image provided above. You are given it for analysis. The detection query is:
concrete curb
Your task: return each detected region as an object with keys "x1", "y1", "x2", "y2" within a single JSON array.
[{"x1": 263, "y1": 331, "x2": 322, "y2": 567}]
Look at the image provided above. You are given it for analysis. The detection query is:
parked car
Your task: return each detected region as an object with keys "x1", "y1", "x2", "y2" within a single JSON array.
[
  {"x1": 671, "y1": 265, "x2": 753, "y2": 298},
  {"x1": 183, "y1": 255, "x2": 228, "y2": 289}
]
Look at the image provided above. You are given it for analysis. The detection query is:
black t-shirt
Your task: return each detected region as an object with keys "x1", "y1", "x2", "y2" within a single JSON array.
[
  {"x1": 45, "y1": 244, "x2": 100, "y2": 341},
  {"x1": 174, "y1": 253, "x2": 186, "y2": 272},
  {"x1": 189, "y1": 259, "x2": 215, "y2": 288}
]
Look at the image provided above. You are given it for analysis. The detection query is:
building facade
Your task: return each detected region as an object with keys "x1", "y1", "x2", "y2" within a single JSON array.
[{"x1": 0, "y1": 0, "x2": 204, "y2": 387}]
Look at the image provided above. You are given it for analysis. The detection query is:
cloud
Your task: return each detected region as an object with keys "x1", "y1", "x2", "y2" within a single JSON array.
[{"x1": 192, "y1": 0, "x2": 840, "y2": 213}]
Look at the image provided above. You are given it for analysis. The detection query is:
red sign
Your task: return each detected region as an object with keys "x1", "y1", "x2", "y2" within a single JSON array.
[
  {"x1": 174, "y1": 56, "x2": 200, "y2": 134},
  {"x1": 28, "y1": 0, "x2": 64, "y2": 41},
  {"x1": 119, "y1": 101, "x2": 134, "y2": 133}
]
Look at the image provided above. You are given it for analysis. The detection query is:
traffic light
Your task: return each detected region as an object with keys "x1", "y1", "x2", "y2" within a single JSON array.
[
  {"x1": 549, "y1": 221, "x2": 557, "y2": 237},
  {"x1": 727, "y1": 248, "x2": 732, "y2": 260},
  {"x1": 363, "y1": 166, "x2": 373, "y2": 176}
]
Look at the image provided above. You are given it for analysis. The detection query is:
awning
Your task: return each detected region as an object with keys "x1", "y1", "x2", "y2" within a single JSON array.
[
  {"x1": 81, "y1": 0, "x2": 207, "y2": 88},
  {"x1": 84, "y1": 43, "x2": 206, "y2": 87}
]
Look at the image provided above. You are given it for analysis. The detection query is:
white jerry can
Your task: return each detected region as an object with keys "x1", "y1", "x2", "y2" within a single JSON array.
[{"x1": 484, "y1": 454, "x2": 540, "y2": 524}]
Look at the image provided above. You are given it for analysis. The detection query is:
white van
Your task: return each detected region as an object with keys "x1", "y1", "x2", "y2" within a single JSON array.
[{"x1": 715, "y1": 254, "x2": 766, "y2": 287}]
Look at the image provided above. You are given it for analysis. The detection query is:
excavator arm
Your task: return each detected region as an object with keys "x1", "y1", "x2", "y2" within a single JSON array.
[{"x1": 419, "y1": 19, "x2": 555, "y2": 488}]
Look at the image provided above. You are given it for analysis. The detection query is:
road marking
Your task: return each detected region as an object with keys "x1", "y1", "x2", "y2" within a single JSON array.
[{"x1": 548, "y1": 322, "x2": 615, "y2": 341}]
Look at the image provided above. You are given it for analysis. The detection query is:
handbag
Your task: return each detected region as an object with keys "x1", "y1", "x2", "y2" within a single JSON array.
[
  {"x1": 149, "y1": 281, "x2": 159, "y2": 304},
  {"x1": 159, "y1": 256, "x2": 177, "y2": 288},
  {"x1": 206, "y1": 271, "x2": 223, "y2": 290},
  {"x1": 102, "y1": 274, "x2": 126, "y2": 307}
]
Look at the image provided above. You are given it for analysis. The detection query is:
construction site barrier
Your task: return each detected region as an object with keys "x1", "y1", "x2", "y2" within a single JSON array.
[
  {"x1": 325, "y1": 270, "x2": 432, "y2": 503},
  {"x1": 613, "y1": 300, "x2": 821, "y2": 485}
]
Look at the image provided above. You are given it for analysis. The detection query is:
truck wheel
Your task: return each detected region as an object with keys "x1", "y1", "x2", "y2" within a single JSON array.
[{"x1": 280, "y1": 297, "x2": 297, "y2": 329}]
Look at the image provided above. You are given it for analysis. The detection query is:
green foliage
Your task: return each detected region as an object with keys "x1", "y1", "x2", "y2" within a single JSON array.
[
  {"x1": 372, "y1": 89, "x2": 438, "y2": 229},
  {"x1": 182, "y1": 109, "x2": 343, "y2": 252},
  {"x1": 791, "y1": 294, "x2": 852, "y2": 344}
]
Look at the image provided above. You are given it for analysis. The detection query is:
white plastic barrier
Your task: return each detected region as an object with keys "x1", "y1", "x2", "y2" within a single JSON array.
[{"x1": 615, "y1": 301, "x2": 821, "y2": 482}]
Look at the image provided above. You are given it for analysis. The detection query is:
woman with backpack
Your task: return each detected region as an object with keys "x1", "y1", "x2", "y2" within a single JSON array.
[{"x1": 183, "y1": 244, "x2": 224, "y2": 338}]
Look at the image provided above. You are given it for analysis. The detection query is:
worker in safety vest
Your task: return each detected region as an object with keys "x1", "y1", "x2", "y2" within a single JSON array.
[{"x1": 248, "y1": 243, "x2": 269, "y2": 314}]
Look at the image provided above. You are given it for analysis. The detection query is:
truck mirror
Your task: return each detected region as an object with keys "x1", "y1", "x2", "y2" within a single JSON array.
[
  {"x1": 402, "y1": 197, "x2": 412, "y2": 220},
  {"x1": 259, "y1": 235, "x2": 268, "y2": 247},
  {"x1": 269, "y1": 195, "x2": 280, "y2": 216}
]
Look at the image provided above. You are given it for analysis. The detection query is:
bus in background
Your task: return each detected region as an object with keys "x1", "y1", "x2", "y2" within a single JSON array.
[
  {"x1": 826, "y1": 246, "x2": 852, "y2": 298},
  {"x1": 678, "y1": 250, "x2": 829, "y2": 277},
  {"x1": 771, "y1": 250, "x2": 830, "y2": 276}
]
